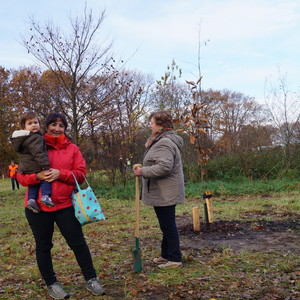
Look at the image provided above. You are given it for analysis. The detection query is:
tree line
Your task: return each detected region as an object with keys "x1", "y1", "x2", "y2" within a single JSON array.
[{"x1": 1, "y1": 64, "x2": 299, "y2": 183}]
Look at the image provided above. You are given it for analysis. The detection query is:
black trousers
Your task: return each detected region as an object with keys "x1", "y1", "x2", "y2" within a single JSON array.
[
  {"x1": 154, "y1": 205, "x2": 182, "y2": 262},
  {"x1": 25, "y1": 206, "x2": 96, "y2": 286}
]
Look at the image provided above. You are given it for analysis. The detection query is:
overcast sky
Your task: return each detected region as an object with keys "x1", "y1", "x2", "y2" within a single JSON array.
[{"x1": 1, "y1": 0, "x2": 300, "y2": 102}]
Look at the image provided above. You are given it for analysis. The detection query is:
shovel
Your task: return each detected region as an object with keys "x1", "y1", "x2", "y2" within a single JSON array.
[{"x1": 132, "y1": 164, "x2": 142, "y2": 272}]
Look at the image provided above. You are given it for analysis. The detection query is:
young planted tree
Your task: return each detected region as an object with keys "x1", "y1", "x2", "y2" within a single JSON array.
[
  {"x1": 175, "y1": 78, "x2": 213, "y2": 181},
  {"x1": 172, "y1": 32, "x2": 213, "y2": 182},
  {"x1": 152, "y1": 60, "x2": 190, "y2": 118},
  {"x1": 22, "y1": 6, "x2": 115, "y2": 145}
]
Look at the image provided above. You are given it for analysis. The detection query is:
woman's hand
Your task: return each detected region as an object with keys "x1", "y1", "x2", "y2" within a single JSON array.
[
  {"x1": 133, "y1": 166, "x2": 142, "y2": 177},
  {"x1": 43, "y1": 168, "x2": 61, "y2": 182}
]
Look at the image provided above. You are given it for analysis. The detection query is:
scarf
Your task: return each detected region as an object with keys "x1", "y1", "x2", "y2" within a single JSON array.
[
  {"x1": 145, "y1": 128, "x2": 172, "y2": 148},
  {"x1": 44, "y1": 133, "x2": 67, "y2": 148}
]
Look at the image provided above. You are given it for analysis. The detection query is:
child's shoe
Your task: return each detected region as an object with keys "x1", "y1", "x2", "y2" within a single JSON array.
[
  {"x1": 41, "y1": 195, "x2": 55, "y2": 207},
  {"x1": 27, "y1": 199, "x2": 41, "y2": 213}
]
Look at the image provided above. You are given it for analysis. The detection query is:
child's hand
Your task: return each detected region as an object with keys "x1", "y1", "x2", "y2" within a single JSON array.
[{"x1": 36, "y1": 170, "x2": 48, "y2": 181}]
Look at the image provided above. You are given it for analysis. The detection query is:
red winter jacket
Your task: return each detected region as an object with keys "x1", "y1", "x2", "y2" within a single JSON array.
[{"x1": 17, "y1": 134, "x2": 87, "y2": 212}]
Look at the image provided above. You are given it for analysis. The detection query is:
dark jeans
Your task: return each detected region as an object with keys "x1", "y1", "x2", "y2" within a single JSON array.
[
  {"x1": 25, "y1": 206, "x2": 96, "y2": 286},
  {"x1": 154, "y1": 205, "x2": 182, "y2": 262},
  {"x1": 28, "y1": 181, "x2": 52, "y2": 199},
  {"x1": 11, "y1": 178, "x2": 19, "y2": 190}
]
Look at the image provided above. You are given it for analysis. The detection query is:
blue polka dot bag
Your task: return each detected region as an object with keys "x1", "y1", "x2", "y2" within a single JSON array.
[{"x1": 72, "y1": 173, "x2": 105, "y2": 226}]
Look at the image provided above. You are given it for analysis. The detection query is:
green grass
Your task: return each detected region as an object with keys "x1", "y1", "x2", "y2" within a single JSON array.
[
  {"x1": 92, "y1": 176, "x2": 300, "y2": 200},
  {"x1": 0, "y1": 178, "x2": 299, "y2": 299},
  {"x1": 184, "y1": 178, "x2": 300, "y2": 197}
]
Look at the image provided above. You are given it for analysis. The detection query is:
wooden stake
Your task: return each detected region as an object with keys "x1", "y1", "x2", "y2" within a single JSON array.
[
  {"x1": 192, "y1": 207, "x2": 200, "y2": 231},
  {"x1": 205, "y1": 198, "x2": 213, "y2": 223}
]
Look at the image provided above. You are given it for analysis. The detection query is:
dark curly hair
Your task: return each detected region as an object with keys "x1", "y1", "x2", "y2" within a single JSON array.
[{"x1": 45, "y1": 113, "x2": 68, "y2": 130}]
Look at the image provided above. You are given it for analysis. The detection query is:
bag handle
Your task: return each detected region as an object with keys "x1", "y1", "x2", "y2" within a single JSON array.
[
  {"x1": 72, "y1": 172, "x2": 90, "y2": 191},
  {"x1": 82, "y1": 174, "x2": 91, "y2": 187}
]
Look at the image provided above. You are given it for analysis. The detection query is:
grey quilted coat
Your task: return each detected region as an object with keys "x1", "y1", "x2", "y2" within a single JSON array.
[{"x1": 141, "y1": 130, "x2": 185, "y2": 207}]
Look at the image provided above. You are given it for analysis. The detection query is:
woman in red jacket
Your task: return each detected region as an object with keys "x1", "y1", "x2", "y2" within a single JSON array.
[{"x1": 17, "y1": 113, "x2": 105, "y2": 299}]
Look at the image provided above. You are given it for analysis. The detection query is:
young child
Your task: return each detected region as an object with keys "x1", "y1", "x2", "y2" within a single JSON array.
[{"x1": 10, "y1": 112, "x2": 54, "y2": 213}]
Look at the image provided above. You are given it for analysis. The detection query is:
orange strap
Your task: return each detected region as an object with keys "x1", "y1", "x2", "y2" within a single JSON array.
[{"x1": 77, "y1": 193, "x2": 92, "y2": 223}]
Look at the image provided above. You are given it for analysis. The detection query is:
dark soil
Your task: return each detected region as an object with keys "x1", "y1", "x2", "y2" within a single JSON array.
[
  {"x1": 178, "y1": 215, "x2": 300, "y2": 254},
  {"x1": 132, "y1": 215, "x2": 300, "y2": 300}
]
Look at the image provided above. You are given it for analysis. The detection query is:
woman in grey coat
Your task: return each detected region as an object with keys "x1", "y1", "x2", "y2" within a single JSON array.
[{"x1": 133, "y1": 111, "x2": 185, "y2": 268}]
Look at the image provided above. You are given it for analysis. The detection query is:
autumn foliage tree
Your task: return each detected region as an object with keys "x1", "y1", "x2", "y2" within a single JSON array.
[
  {"x1": 213, "y1": 91, "x2": 264, "y2": 154},
  {"x1": 0, "y1": 67, "x2": 20, "y2": 170}
]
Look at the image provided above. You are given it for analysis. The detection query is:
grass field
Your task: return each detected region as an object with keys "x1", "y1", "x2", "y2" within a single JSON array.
[{"x1": 0, "y1": 178, "x2": 299, "y2": 299}]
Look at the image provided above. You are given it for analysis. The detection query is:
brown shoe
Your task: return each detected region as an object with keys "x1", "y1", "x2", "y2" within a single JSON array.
[
  {"x1": 153, "y1": 257, "x2": 168, "y2": 264},
  {"x1": 158, "y1": 261, "x2": 183, "y2": 269}
]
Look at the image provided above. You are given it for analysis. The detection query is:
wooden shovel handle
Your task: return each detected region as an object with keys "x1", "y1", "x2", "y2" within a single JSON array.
[
  {"x1": 133, "y1": 164, "x2": 142, "y2": 170},
  {"x1": 133, "y1": 164, "x2": 142, "y2": 238},
  {"x1": 135, "y1": 176, "x2": 140, "y2": 237}
]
